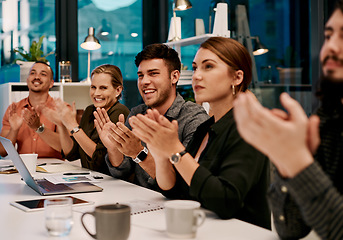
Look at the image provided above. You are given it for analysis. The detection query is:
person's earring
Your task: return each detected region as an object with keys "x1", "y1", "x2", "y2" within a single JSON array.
[{"x1": 232, "y1": 84, "x2": 236, "y2": 97}]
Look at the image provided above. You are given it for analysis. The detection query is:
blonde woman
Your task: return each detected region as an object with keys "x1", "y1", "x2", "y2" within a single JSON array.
[{"x1": 43, "y1": 64, "x2": 129, "y2": 174}]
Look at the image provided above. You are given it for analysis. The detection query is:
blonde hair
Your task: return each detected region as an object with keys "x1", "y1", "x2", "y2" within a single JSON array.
[{"x1": 91, "y1": 64, "x2": 123, "y2": 100}]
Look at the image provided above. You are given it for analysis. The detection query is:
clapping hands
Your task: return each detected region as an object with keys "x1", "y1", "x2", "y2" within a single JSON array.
[
  {"x1": 234, "y1": 92, "x2": 319, "y2": 178},
  {"x1": 8, "y1": 103, "x2": 24, "y2": 131}
]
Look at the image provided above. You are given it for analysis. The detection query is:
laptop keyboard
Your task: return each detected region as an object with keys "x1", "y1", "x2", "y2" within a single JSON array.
[{"x1": 37, "y1": 180, "x2": 72, "y2": 192}]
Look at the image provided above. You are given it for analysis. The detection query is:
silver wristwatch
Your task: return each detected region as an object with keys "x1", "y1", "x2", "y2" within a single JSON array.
[
  {"x1": 70, "y1": 126, "x2": 80, "y2": 135},
  {"x1": 169, "y1": 150, "x2": 187, "y2": 164},
  {"x1": 36, "y1": 124, "x2": 45, "y2": 133},
  {"x1": 133, "y1": 147, "x2": 148, "y2": 163}
]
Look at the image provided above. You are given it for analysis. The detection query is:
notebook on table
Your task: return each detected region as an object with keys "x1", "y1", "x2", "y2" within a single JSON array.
[{"x1": 0, "y1": 136, "x2": 103, "y2": 196}]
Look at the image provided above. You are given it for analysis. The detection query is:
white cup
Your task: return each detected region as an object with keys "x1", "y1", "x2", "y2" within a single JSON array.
[
  {"x1": 19, "y1": 153, "x2": 38, "y2": 174},
  {"x1": 44, "y1": 197, "x2": 73, "y2": 237},
  {"x1": 165, "y1": 200, "x2": 205, "y2": 239}
]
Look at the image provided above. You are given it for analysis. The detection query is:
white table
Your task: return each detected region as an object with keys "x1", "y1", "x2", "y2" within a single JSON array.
[{"x1": 0, "y1": 159, "x2": 280, "y2": 240}]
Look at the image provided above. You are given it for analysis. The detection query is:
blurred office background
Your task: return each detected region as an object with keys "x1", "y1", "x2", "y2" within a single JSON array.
[{"x1": 0, "y1": 0, "x2": 335, "y2": 113}]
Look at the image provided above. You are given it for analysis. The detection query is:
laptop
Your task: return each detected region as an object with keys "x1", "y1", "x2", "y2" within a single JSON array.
[{"x1": 0, "y1": 136, "x2": 103, "y2": 196}]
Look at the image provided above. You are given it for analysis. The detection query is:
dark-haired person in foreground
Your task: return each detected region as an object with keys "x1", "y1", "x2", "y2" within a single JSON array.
[
  {"x1": 94, "y1": 43, "x2": 209, "y2": 190},
  {"x1": 234, "y1": 1, "x2": 343, "y2": 239},
  {"x1": 0, "y1": 61, "x2": 62, "y2": 159}
]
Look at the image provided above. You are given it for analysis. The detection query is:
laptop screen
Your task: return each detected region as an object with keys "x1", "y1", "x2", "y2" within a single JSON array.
[
  {"x1": 0, "y1": 136, "x2": 103, "y2": 196},
  {"x1": 0, "y1": 136, "x2": 42, "y2": 193}
]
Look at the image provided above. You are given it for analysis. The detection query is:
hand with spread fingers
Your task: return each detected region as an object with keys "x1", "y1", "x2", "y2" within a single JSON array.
[
  {"x1": 36, "y1": 100, "x2": 63, "y2": 127},
  {"x1": 22, "y1": 107, "x2": 41, "y2": 131},
  {"x1": 94, "y1": 108, "x2": 142, "y2": 159},
  {"x1": 54, "y1": 98, "x2": 78, "y2": 132},
  {"x1": 112, "y1": 117, "x2": 142, "y2": 159},
  {"x1": 94, "y1": 107, "x2": 119, "y2": 150},
  {"x1": 234, "y1": 92, "x2": 320, "y2": 178},
  {"x1": 129, "y1": 109, "x2": 183, "y2": 161},
  {"x1": 8, "y1": 103, "x2": 24, "y2": 131}
]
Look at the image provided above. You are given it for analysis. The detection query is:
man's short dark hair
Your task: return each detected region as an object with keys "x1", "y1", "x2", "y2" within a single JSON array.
[
  {"x1": 336, "y1": 0, "x2": 343, "y2": 11},
  {"x1": 134, "y1": 44, "x2": 181, "y2": 74},
  {"x1": 34, "y1": 61, "x2": 54, "y2": 79}
]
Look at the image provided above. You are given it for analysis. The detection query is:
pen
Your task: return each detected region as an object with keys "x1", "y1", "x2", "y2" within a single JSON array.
[
  {"x1": 63, "y1": 172, "x2": 90, "y2": 175},
  {"x1": 0, "y1": 165, "x2": 14, "y2": 168},
  {"x1": 38, "y1": 163, "x2": 62, "y2": 166}
]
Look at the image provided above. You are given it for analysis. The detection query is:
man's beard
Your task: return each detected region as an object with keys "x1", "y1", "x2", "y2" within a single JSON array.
[
  {"x1": 30, "y1": 89, "x2": 41, "y2": 93},
  {"x1": 316, "y1": 75, "x2": 343, "y2": 110}
]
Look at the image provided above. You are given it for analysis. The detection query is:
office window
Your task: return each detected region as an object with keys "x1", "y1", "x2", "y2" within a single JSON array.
[
  {"x1": 78, "y1": 0, "x2": 143, "y2": 107},
  {"x1": 0, "y1": 0, "x2": 56, "y2": 84},
  {"x1": 265, "y1": 20, "x2": 276, "y2": 36},
  {"x1": 265, "y1": 0, "x2": 275, "y2": 10},
  {"x1": 168, "y1": 0, "x2": 313, "y2": 115},
  {"x1": 250, "y1": 0, "x2": 311, "y2": 113}
]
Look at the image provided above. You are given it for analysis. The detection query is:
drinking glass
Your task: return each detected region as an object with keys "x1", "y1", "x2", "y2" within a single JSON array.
[
  {"x1": 59, "y1": 61, "x2": 72, "y2": 83},
  {"x1": 44, "y1": 197, "x2": 73, "y2": 236}
]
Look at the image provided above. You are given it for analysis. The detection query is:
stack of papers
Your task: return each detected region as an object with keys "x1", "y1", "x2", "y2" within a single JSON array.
[
  {"x1": 44, "y1": 174, "x2": 100, "y2": 184},
  {"x1": 0, "y1": 160, "x2": 18, "y2": 174},
  {"x1": 0, "y1": 159, "x2": 14, "y2": 169},
  {"x1": 36, "y1": 163, "x2": 81, "y2": 173}
]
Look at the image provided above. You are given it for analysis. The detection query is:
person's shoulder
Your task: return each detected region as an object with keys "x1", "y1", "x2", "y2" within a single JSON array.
[
  {"x1": 211, "y1": 110, "x2": 239, "y2": 139},
  {"x1": 180, "y1": 101, "x2": 208, "y2": 117},
  {"x1": 176, "y1": 101, "x2": 209, "y2": 129},
  {"x1": 182, "y1": 100, "x2": 203, "y2": 108},
  {"x1": 84, "y1": 104, "x2": 95, "y2": 111},
  {"x1": 115, "y1": 102, "x2": 130, "y2": 112},
  {"x1": 130, "y1": 103, "x2": 148, "y2": 115},
  {"x1": 16, "y1": 97, "x2": 29, "y2": 105},
  {"x1": 82, "y1": 105, "x2": 96, "y2": 116},
  {"x1": 2, "y1": 98, "x2": 27, "y2": 122},
  {"x1": 9, "y1": 98, "x2": 28, "y2": 110},
  {"x1": 108, "y1": 102, "x2": 130, "y2": 119}
]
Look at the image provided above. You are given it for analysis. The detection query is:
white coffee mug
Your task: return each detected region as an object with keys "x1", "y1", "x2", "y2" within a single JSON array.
[
  {"x1": 165, "y1": 200, "x2": 205, "y2": 239},
  {"x1": 19, "y1": 153, "x2": 38, "y2": 174}
]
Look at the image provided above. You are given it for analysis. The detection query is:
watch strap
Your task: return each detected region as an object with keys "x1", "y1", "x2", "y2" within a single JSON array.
[
  {"x1": 179, "y1": 150, "x2": 187, "y2": 157},
  {"x1": 133, "y1": 147, "x2": 148, "y2": 163}
]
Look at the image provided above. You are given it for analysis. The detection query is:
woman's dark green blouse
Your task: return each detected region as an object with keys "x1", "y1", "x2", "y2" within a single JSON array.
[{"x1": 63, "y1": 102, "x2": 130, "y2": 175}]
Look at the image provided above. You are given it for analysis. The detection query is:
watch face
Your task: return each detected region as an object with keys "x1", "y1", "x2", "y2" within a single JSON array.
[
  {"x1": 170, "y1": 154, "x2": 180, "y2": 164},
  {"x1": 71, "y1": 127, "x2": 80, "y2": 135},
  {"x1": 134, "y1": 148, "x2": 148, "y2": 163},
  {"x1": 36, "y1": 125, "x2": 45, "y2": 133},
  {"x1": 137, "y1": 151, "x2": 147, "y2": 161}
]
